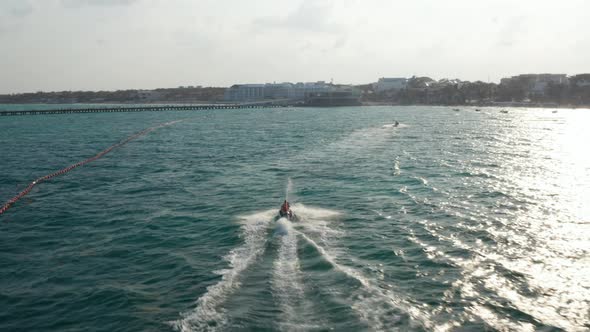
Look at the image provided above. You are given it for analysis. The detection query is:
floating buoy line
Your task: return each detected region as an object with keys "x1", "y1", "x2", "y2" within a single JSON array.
[{"x1": 0, "y1": 120, "x2": 182, "y2": 217}]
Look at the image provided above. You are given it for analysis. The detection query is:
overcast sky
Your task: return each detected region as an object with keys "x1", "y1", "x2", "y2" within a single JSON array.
[{"x1": 1, "y1": 0, "x2": 589, "y2": 93}]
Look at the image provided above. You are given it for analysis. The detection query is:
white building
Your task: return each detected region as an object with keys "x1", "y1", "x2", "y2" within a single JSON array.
[
  {"x1": 291, "y1": 81, "x2": 331, "y2": 100},
  {"x1": 264, "y1": 83, "x2": 293, "y2": 99},
  {"x1": 373, "y1": 77, "x2": 408, "y2": 93},
  {"x1": 532, "y1": 74, "x2": 568, "y2": 95},
  {"x1": 224, "y1": 81, "x2": 332, "y2": 102},
  {"x1": 224, "y1": 84, "x2": 265, "y2": 101}
]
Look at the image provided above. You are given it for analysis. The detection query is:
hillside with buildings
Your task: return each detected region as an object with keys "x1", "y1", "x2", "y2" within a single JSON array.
[
  {"x1": 2, "y1": 74, "x2": 589, "y2": 107},
  {"x1": 224, "y1": 81, "x2": 361, "y2": 106},
  {"x1": 0, "y1": 87, "x2": 225, "y2": 104},
  {"x1": 363, "y1": 74, "x2": 590, "y2": 107}
]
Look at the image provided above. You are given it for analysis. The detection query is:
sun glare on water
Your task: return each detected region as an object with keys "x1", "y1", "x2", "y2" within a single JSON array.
[{"x1": 491, "y1": 109, "x2": 590, "y2": 330}]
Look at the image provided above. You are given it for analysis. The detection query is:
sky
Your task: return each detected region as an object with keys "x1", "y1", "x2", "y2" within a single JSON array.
[{"x1": 1, "y1": 0, "x2": 589, "y2": 93}]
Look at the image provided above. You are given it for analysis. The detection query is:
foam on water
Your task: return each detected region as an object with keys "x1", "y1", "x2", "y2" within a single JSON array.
[
  {"x1": 295, "y1": 230, "x2": 436, "y2": 331},
  {"x1": 290, "y1": 203, "x2": 343, "y2": 247},
  {"x1": 276, "y1": 202, "x2": 391, "y2": 329},
  {"x1": 393, "y1": 157, "x2": 401, "y2": 176},
  {"x1": 291, "y1": 122, "x2": 399, "y2": 167},
  {"x1": 172, "y1": 209, "x2": 276, "y2": 332},
  {"x1": 290, "y1": 203, "x2": 340, "y2": 221},
  {"x1": 271, "y1": 219, "x2": 316, "y2": 330},
  {"x1": 285, "y1": 177, "x2": 293, "y2": 202},
  {"x1": 288, "y1": 203, "x2": 447, "y2": 331},
  {"x1": 274, "y1": 217, "x2": 291, "y2": 236},
  {"x1": 172, "y1": 200, "x2": 342, "y2": 331}
]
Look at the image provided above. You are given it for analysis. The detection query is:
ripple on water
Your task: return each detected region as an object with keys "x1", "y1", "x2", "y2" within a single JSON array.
[{"x1": 1, "y1": 106, "x2": 589, "y2": 331}]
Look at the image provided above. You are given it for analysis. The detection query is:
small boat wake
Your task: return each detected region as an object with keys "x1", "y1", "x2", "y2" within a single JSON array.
[
  {"x1": 274, "y1": 217, "x2": 291, "y2": 236},
  {"x1": 173, "y1": 175, "x2": 432, "y2": 331},
  {"x1": 271, "y1": 218, "x2": 311, "y2": 329},
  {"x1": 172, "y1": 209, "x2": 275, "y2": 332},
  {"x1": 294, "y1": 227, "x2": 437, "y2": 331},
  {"x1": 172, "y1": 203, "x2": 340, "y2": 331}
]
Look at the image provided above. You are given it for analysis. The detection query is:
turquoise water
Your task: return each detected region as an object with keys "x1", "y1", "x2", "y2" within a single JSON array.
[{"x1": 1, "y1": 106, "x2": 589, "y2": 331}]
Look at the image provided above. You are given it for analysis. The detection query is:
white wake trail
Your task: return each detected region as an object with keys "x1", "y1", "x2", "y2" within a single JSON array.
[
  {"x1": 271, "y1": 218, "x2": 317, "y2": 330},
  {"x1": 172, "y1": 210, "x2": 276, "y2": 332},
  {"x1": 295, "y1": 229, "x2": 436, "y2": 331},
  {"x1": 285, "y1": 177, "x2": 293, "y2": 202}
]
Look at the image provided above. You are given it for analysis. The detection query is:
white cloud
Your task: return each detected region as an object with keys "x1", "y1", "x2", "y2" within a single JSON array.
[
  {"x1": 252, "y1": 0, "x2": 342, "y2": 34},
  {"x1": 0, "y1": 0, "x2": 34, "y2": 17},
  {"x1": 61, "y1": 0, "x2": 139, "y2": 8},
  {"x1": 496, "y1": 16, "x2": 527, "y2": 48},
  {"x1": 1, "y1": 0, "x2": 589, "y2": 93}
]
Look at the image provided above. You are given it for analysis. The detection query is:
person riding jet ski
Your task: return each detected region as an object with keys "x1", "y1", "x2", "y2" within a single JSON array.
[
  {"x1": 279, "y1": 200, "x2": 294, "y2": 219},
  {"x1": 280, "y1": 200, "x2": 290, "y2": 214}
]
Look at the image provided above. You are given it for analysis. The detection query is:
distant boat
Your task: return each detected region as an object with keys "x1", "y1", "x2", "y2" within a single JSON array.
[
  {"x1": 453, "y1": 108, "x2": 460, "y2": 112},
  {"x1": 552, "y1": 110, "x2": 558, "y2": 113},
  {"x1": 383, "y1": 121, "x2": 400, "y2": 129},
  {"x1": 475, "y1": 109, "x2": 481, "y2": 112},
  {"x1": 500, "y1": 110, "x2": 508, "y2": 113}
]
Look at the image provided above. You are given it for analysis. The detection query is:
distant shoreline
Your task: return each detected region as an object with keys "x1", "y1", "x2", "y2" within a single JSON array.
[
  {"x1": 1, "y1": 102, "x2": 588, "y2": 112},
  {"x1": 2, "y1": 100, "x2": 588, "y2": 109},
  {"x1": 361, "y1": 101, "x2": 590, "y2": 109},
  {"x1": 2, "y1": 101, "x2": 588, "y2": 108}
]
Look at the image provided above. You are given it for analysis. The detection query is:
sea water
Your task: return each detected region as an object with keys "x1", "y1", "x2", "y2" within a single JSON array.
[{"x1": 1, "y1": 106, "x2": 589, "y2": 331}]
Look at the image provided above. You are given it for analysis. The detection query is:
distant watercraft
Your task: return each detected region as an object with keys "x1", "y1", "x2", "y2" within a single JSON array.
[
  {"x1": 453, "y1": 108, "x2": 460, "y2": 112},
  {"x1": 382, "y1": 121, "x2": 400, "y2": 129},
  {"x1": 475, "y1": 109, "x2": 481, "y2": 112},
  {"x1": 500, "y1": 110, "x2": 508, "y2": 113}
]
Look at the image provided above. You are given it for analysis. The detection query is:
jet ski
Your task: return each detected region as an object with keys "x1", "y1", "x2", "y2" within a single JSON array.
[
  {"x1": 279, "y1": 209, "x2": 295, "y2": 220},
  {"x1": 278, "y1": 200, "x2": 296, "y2": 221}
]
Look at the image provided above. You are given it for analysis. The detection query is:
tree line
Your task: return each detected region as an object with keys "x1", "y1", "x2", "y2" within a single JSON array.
[
  {"x1": 0, "y1": 87, "x2": 226, "y2": 104},
  {"x1": 359, "y1": 74, "x2": 590, "y2": 106}
]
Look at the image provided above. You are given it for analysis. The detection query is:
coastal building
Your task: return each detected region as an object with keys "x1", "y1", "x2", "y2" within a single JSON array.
[
  {"x1": 291, "y1": 81, "x2": 331, "y2": 100},
  {"x1": 572, "y1": 74, "x2": 590, "y2": 87},
  {"x1": 500, "y1": 74, "x2": 568, "y2": 96},
  {"x1": 224, "y1": 84, "x2": 265, "y2": 101},
  {"x1": 373, "y1": 77, "x2": 408, "y2": 93},
  {"x1": 263, "y1": 83, "x2": 292, "y2": 99},
  {"x1": 224, "y1": 81, "x2": 333, "y2": 102},
  {"x1": 304, "y1": 86, "x2": 361, "y2": 106}
]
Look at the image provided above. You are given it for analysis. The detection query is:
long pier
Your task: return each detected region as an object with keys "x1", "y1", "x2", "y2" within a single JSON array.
[{"x1": 0, "y1": 103, "x2": 288, "y2": 116}]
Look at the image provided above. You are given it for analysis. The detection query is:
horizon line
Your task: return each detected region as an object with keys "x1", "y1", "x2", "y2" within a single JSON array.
[{"x1": 3, "y1": 72, "x2": 589, "y2": 95}]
